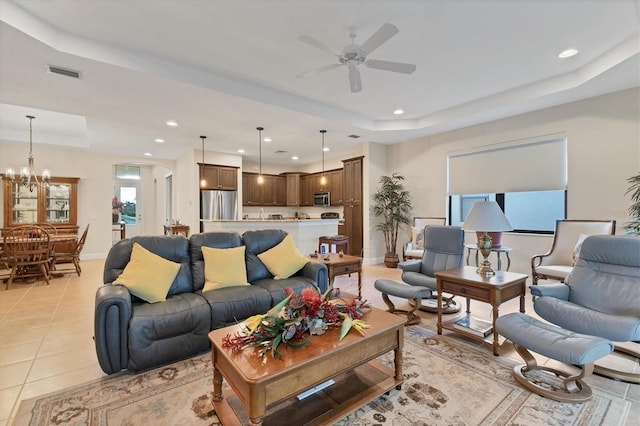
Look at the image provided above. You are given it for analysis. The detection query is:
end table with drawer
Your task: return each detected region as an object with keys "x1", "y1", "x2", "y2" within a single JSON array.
[
  {"x1": 310, "y1": 253, "x2": 363, "y2": 299},
  {"x1": 435, "y1": 266, "x2": 528, "y2": 356}
]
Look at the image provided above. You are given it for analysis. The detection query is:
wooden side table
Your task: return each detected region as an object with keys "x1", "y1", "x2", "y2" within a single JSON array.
[
  {"x1": 435, "y1": 266, "x2": 527, "y2": 356},
  {"x1": 170, "y1": 225, "x2": 190, "y2": 237},
  {"x1": 310, "y1": 253, "x2": 363, "y2": 299}
]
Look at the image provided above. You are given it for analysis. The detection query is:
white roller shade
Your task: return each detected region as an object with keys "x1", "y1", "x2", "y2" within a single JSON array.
[{"x1": 448, "y1": 138, "x2": 566, "y2": 195}]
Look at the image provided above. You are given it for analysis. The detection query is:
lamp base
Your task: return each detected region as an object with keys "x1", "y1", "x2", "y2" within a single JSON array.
[{"x1": 476, "y1": 259, "x2": 496, "y2": 277}]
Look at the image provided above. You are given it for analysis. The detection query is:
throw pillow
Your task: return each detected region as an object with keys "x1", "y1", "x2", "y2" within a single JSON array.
[
  {"x1": 114, "y1": 242, "x2": 181, "y2": 303},
  {"x1": 412, "y1": 227, "x2": 425, "y2": 250},
  {"x1": 257, "y1": 234, "x2": 309, "y2": 279},
  {"x1": 202, "y1": 246, "x2": 250, "y2": 291},
  {"x1": 571, "y1": 234, "x2": 590, "y2": 266}
]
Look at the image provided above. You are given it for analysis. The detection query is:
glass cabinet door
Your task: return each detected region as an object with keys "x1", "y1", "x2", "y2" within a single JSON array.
[
  {"x1": 46, "y1": 183, "x2": 71, "y2": 224},
  {"x1": 11, "y1": 182, "x2": 39, "y2": 224}
]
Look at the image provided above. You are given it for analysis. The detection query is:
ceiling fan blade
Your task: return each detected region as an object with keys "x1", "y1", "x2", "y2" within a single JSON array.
[
  {"x1": 359, "y1": 23, "x2": 399, "y2": 56},
  {"x1": 296, "y1": 63, "x2": 344, "y2": 78},
  {"x1": 348, "y1": 63, "x2": 362, "y2": 93},
  {"x1": 365, "y1": 59, "x2": 416, "y2": 74},
  {"x1": 298, "y1": 35, "x2": 343, "y2": 57}
]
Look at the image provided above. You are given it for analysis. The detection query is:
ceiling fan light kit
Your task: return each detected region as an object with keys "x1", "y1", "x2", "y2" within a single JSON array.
[{"x1": 298, "y1": 22, "x2": 416, "y2": 93}]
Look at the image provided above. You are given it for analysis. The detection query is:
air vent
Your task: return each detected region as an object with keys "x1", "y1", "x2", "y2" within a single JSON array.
[
  {"x1": 46, "y1": 65, "x2": 81, "y2": 79},
  {"x1": 274, "y1": 150, "x2": 288, "y2": 154},
  {"x1": 347, "y1": 134, "x2": 360, "y2": 139}
]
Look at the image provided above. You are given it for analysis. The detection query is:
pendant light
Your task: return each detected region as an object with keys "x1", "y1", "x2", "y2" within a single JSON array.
[
  {"x1": 257, "y1": 127, "x2": 264, "y2": 185},
  {"x1": 3, "y1": 115, "x2": 50, "y2": 192},
  {"x1": 320, "y1": 130, "x2": 327, "y2": 186},
  {"x1": 199, "y1": 136, "x2": 207, "y2": 188}
]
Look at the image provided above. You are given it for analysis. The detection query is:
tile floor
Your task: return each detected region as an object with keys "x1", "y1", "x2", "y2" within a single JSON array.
[{"x1": 1, "y1": 259, "x2": 638, "y2": 425}]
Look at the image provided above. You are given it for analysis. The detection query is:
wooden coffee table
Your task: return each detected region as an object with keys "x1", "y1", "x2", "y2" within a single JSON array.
[
  {"x1": 208, "y1": 307, "x2": 405, "y2": 425},
  {"x1": 310, "y1": 253, "x2": 363, "y2": 298}
]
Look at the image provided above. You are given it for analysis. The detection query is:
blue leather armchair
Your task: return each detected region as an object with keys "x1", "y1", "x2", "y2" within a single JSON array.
[{"x1": 531, "y1": 234, "x2": 640, "y2": 383}]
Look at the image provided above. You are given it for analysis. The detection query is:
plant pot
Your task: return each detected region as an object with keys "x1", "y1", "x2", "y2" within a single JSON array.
[
  {"x1": 384, "y1": 253, "x2": 399, "y2": 268},
  {"x1": 112, "y1": 213, "x2": 120, "y2": 224},
  {"x1": 476, "y1": 231, "x2": 503, "y2": 248}
]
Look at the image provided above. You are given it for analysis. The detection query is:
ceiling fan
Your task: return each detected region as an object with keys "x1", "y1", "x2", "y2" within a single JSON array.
[{"x1": 297, "y1": 23, "x2": 416, "y2": 93}]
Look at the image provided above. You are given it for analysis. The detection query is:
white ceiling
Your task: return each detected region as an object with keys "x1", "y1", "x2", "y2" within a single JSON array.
[{"x1": 0, "y1": 0, "x2": 638, "y2": 165}]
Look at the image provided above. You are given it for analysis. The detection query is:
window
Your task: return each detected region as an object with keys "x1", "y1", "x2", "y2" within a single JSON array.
[
  {"x1": 115, "y1": 165, "x2": 141, "y2": 180},
  {"x1": 449, "y1": 191, "x2": 566, "y2": 233},
  {"x1": 448, "y1": 136, "x2": 567, "y2": 233}
]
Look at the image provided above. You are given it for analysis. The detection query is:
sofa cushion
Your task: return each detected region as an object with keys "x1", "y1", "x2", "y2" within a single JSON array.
[
  {"x1": 114, "y1": 242, "x2": 181, "y2": 303},
  {"x1": 257, "y1": 234, "x2": 309, "y2": 279},
  {"x1": 202, "y1": 246, "x2": 249, "y2": 291},
  {"x1": 189, "y1": 232, "x2": 242, "y2": 291},
  {"x1": 199, "y1": 285, "x2": 273, "y2": 328},
  {"x1": 243, "y1": 229, "x2": 289, "y2": 282},
  {"x1": 253, "y1": 276, "x2": 319, "y2": 303},
  {"x1": 104, "y1": 235, "x2": 193, "y2": 298},
  {"x1": 127, "y1": 292, "x2": 211, "y2": 371}
]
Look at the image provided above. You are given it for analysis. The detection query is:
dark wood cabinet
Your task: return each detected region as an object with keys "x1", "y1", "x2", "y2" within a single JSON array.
[
  {"x1": 328, "y1": 169, "x2": 343, "y2": 205},
  {"x1": 242, "y1": 173, "x2": 286, "y2": 206},
  {"x1": 299, "y1": 174, "x2": 315, "y2": 206},
  {"x1": 342, "y1": 156, "x2": 364, "y2": 256},
  {"x1": 199, "y1": 164, "x2": 238, "y2": 190},
  {"x1": 283, "y1": 173, "x2": 303, "y2": 206},
  {"x1": 3, "y1": 176, "x2": 79, "y2": 235}
]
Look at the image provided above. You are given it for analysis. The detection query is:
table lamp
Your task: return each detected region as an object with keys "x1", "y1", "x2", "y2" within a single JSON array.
[{"x1": 462, "y1": 201, "x2": 513, "y2": 276}]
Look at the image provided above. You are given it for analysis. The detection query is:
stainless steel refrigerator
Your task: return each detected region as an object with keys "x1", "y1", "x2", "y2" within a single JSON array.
[{"x1": 200, "y1": 190, "x2": 238, "y2": 230}]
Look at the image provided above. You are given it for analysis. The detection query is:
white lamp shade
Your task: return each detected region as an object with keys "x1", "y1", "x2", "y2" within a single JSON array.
[{"x1": 462, "y1": 201, "x2": 513, "y2": 232}]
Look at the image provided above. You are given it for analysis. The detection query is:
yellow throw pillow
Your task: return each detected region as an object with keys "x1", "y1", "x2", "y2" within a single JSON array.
[
  {"x1": 202, "y1": 246, "x2": 250, "y2": 291},
  {"x1": 257, "y1": 234, "x2": 309, "y2": 279},
  {"x1": 114, "y1": 242, "x2": 181, "y2": 303}
]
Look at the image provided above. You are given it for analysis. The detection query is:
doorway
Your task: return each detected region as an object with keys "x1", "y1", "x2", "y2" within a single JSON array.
[{"x1": 114, "y1": 165, "x2": 143, "y2": 238}]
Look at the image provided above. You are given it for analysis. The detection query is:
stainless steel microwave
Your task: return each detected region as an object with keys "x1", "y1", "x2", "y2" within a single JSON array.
[{"x1": 313, "y1": 192, "x2": 330, "y2": 207}]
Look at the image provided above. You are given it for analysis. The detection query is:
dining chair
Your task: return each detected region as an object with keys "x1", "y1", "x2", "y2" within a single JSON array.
[
  {"x1": 51, "y1": 224, "x2": 90, "y2": 276},
  {"x1": 3, "y1": 225, "x2": 52, "y2": 290}
]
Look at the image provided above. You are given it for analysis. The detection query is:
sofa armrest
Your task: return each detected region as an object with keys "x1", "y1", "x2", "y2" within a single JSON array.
[
  {"x1": 529, "y1": 283, "x2": 570, "y2": 300},
  {"x1": 298, "y1": 261, "x2": 329, "y2": 293},
  {"x1": 94, "y1": 284, "x2": 132, "y2": 374},
  {"x1": 399, "y1": 259, "x2": 421, "y2": 273}
]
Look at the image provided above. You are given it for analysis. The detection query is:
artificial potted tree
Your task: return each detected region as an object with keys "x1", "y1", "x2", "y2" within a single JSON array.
[
  {"x1": 372, "y1": 173, "x2": 412, "y2": 268},
  {"x1": 625, "y1": 172, "x2": 640, "y2": 234}
]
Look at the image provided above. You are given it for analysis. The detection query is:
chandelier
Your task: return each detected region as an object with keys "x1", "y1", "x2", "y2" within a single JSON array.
[{"x1": 4, "y1": 115, "x2": 50, "y2": 192}]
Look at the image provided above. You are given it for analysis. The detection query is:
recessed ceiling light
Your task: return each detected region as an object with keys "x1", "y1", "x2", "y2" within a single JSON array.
[
  {"x1": 144, "y1": 152, "x2": 152, "y2": 156},
  {"x1": 291, "y1": 156, "x2": 299, "y2": 160},
  {"x1": 166, "y1": 120, "x2": 178, "y2": 127},
  {"x1": 154, "y1": 138, "x2": 165, "y2": 143},
  {"x1": 237, "y1": 149, "x2": 245, "y2": 154},
  {"x1": 558, "y1": 48, "x2": 578, "y2": 58},
  {"x1": 322, "y1": 147, "x2": 330, "y2": 152},
  {"x1": 263, "y1": 137, "x2": 272, "y2": 142},
  {"x1": 393, "y1": 108, "x2": 404, "y2": 115}
]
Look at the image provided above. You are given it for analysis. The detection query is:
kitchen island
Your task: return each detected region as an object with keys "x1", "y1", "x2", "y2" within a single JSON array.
[{"x1": 201, "y1": 219, "x2": 339, "y2": 255}]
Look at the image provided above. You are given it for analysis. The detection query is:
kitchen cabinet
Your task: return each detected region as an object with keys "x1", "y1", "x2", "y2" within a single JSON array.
[
  {"x1": 199, "y1": 164, "x2": 238, "y2": 190},
  {"x1": 242, "y1": 173, "x2": 286, "y2": 206},
  {"x1": 283, "y1": 173, "x2": 303, "y2": 206},
  {"x1": 299, "y1": 174, "x2": 316, "y2": 206},
  {"x1": 2, "y1": 176, "x2": 79, "y2": 235},
  {"x1": 328, "y1": 169, "x2": 343, "y2": 205},
  {"x1": 342, "y1": 156, "x2": 364, "y2": 256}
]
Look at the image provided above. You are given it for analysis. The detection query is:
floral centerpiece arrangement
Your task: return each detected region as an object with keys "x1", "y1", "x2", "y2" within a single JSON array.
[
  {"x1": 112, "y1": 197, "x2": 124, "y2": 223},
  {"x1": 223, "y1": 287, "x2": 369, "y2": 359}
]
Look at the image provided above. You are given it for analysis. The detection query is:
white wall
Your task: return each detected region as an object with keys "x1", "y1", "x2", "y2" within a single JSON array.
[{"x1": 371, "y1": 87, "x2": 640, "y2": 276}]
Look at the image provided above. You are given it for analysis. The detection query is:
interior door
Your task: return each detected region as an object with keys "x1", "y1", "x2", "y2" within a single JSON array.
[{"x1": 115, "y1": 181, "x2": 143, "y2": 238}]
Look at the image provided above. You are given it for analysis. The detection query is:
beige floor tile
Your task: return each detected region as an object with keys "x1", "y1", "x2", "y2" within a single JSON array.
[
  {"x1": 0, "y1": 341, "x2": 40, "y2": 367},
  {"x1": 0, "y1": 385, "x2": 21, "y2": 424},
  {"x1": 0, "y1": 325, "x2": 48, "y2": 348},
  {"x1": 38, "y1": 334, "x2": 94, "y2": 358},
  {"x1": 0, "y1": 361, "x2": 32, "y2": 390},
  {"x1": 27, "y1": 347, "x2": 98, "y2": 383}
]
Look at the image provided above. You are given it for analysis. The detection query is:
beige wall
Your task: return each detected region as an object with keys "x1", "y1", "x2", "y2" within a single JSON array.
[{"x1": 367, "y1": 87, "x2": 640, "y2": 274}]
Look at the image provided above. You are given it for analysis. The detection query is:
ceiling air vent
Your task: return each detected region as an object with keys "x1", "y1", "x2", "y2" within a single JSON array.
[
  {"x1": 347, "y1": 134, "x2": 360, "y2": 139},
  {"x1": 46, "y1": 65, "x2": 81, "y2": 79},
  {"x1": 274, "y1": 150, "x2": 288, "y2": 154}
]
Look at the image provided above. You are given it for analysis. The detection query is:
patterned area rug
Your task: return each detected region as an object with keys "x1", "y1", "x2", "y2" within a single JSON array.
[{"x1": 14, "y1": 326, "x2": 632, "y2": 425}]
